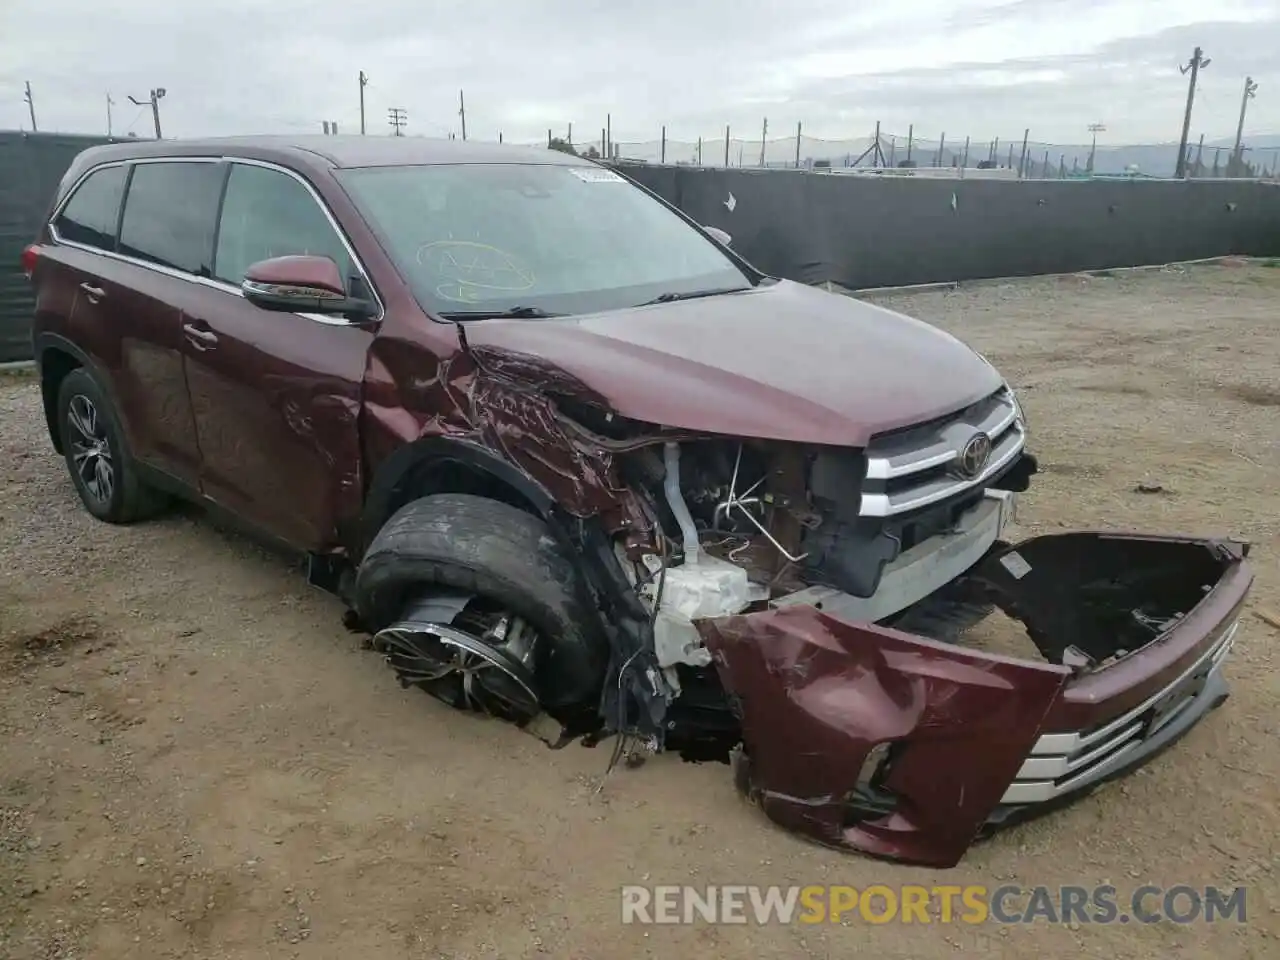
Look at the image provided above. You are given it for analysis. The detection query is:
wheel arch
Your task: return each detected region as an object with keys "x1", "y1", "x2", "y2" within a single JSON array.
[
  {"x1": 360, "y1": 437, "x2": 557, "y2": 557},
  {"x1": 34, "y1": 333, "x2": 102, "y2": 454}
]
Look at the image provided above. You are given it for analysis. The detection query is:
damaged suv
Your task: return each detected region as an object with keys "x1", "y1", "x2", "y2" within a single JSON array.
[{"x1": 26, "y1": 137, "x2": 1252, "y2": 866}]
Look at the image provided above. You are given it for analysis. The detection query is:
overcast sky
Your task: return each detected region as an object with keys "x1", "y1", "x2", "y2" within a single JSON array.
[{"x1": 2, "y1": 0, "x2": 1278, "y2": 148}]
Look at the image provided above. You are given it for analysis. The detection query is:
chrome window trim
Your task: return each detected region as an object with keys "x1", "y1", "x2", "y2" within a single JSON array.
[{"x1": 46, "y1": 155, "x2": 384, "y2": 328}]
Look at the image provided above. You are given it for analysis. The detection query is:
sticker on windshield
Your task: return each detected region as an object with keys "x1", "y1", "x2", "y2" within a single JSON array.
[{"x1": 568, "y1": 167, "x2": 626, "y2": 183}]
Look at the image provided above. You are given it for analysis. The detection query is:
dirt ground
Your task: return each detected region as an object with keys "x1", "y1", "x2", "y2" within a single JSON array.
[{"x1": 2, "y1": 261, "x2": 1278, "y2": 959}]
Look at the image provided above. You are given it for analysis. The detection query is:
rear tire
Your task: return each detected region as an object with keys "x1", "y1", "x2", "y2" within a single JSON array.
[
  {"x1": 56, "y1": 368, "x2": 166, "y2": 523},
  {"x1": 355, "y1": 494, "x2": 609, "y2": 717}
]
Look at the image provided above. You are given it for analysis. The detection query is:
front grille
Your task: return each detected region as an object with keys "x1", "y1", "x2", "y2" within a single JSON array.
[
  {"x1": 860, "y1": 387, "x2": 1025, "y2": 518},
  {"x1": 1000, "y1": 619, "x2": 1238, "y2": 805}
]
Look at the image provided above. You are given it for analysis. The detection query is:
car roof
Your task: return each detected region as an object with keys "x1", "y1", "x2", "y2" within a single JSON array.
[{"x1": 69, "y1": 135, "x2": 594, "y2": 172}]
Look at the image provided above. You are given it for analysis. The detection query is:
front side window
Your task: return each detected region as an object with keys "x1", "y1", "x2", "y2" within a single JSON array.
[
  {"x1": 214, "y1": 164, "x2": 353, "y2": 287},
  {"x1": 54, "y1": 165, "x2": 127, "y2": 250},
  {"x1": 118, "y1": 161, "x2": 224, "y2": 275},
  {"x1": 336, "y1": 163, "x2": 750, "y2": 317}
]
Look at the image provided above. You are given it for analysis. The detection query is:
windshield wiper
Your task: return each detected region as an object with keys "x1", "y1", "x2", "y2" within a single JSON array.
[
  {"x1": 438, "y1": 305, "x2": 564, "y2": 320},
  {"x1": 638, "y1": 286, "x2": 751, "y2": 306}
]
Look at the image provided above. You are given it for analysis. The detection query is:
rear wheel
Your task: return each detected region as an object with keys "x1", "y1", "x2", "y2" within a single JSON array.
[
  {"x1": 355, "y1": 494, "x2": 609, "y2": 727},
  {"x1": 56, "y1": 368, "x2": 165, "y2": 523}
]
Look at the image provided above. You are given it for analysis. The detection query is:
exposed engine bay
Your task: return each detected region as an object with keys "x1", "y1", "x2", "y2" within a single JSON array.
[{"x1": 618, "y1": 434, "x2": 1037, "y2": 689}]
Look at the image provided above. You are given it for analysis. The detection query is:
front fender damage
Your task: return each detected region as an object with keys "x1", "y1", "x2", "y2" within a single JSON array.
[{"x1": 698, "y1": 605, "x2": 1071, "y2": 868}]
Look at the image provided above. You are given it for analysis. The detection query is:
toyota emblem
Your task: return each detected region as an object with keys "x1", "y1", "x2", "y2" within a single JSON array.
[{"x1": 956, "y1": 432, "x2": 992, "y2": 479}]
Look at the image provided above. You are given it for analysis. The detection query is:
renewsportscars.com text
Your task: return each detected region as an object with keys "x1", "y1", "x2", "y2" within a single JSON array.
[{"x1": 620, "y1": 884, "x2": 1247, "y2": 926}]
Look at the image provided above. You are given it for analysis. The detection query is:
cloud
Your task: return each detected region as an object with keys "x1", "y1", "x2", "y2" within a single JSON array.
[{"x1": 1, "y1": 0, "x2": 1276, "y2": 147}]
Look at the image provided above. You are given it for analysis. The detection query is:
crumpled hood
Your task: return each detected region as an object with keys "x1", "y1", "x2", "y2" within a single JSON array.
[{"x1": 461, "y1": 279, "x2": 1004, "y2": 446}]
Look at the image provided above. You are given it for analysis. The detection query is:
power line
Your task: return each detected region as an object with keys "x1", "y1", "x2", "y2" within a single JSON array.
[
  {"x1": 128, "y1": 87, "x2": 166, "y2": 139},
  {"x1": 1087, "y1": 122, "x2": 1105, "y2": 173},
  {"x1": 23, "y1": 81, "x2": 36, "y2": 132},
  {"x1": 359, "y1": 71, "x2": 369, "y2": 135},
  {"x1": 1231, "y1": 76, "x2": 1258, "y2": 176},
  {"x1": 1174, "y1": 46, "x2": 1210, "y2": 178}
]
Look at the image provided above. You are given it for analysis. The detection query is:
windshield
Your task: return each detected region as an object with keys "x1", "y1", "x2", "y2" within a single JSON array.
[{"x1": 336, "y1": 163, "x2": 751, "y2": 318}]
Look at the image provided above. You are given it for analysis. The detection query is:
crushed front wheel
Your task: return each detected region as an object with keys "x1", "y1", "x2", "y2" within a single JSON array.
[{"x1": 355, "y1": 494, "x2": 610, "y2": 729}]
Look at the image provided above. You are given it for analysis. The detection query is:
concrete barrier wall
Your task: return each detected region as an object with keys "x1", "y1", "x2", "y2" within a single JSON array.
[{"x1": 2, "y1": 134, "x2": 1278, "y2": 362}]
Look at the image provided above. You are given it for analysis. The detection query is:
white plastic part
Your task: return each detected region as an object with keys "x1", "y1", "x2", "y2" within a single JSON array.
[
  {"x1": 664, "y1": 441, "x2": 700, "y2": 565},
  {"x1": 645, "y1": 441, "x2": 759, "y2": 668}
]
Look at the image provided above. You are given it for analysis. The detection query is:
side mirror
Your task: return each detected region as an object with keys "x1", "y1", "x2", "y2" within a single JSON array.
[
  {"x1": 703, "y1": 226, "x2": 732, "y2": 247},
  {"x1": 241, "y1": 255, "x2": 376, "y2": 320}
]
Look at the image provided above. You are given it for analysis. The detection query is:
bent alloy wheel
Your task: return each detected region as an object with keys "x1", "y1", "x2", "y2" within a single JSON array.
[
  {"x1": 374, "y1": 592, "x2": 542, "y2": 723},
  {"x1": 355, "y1": 494, "x2": 611, "y2": 728}
]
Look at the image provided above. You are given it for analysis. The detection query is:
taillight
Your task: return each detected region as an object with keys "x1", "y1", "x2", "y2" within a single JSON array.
[{"x1": 20, "y1": 245, "x2": 38, "y2": 281}]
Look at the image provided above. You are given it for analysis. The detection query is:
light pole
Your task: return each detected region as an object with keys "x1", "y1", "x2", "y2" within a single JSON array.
[
  {"x1": 128, "y1": 88, "x2": 166, "y2": 139},
  {"x1": 1175, "y1": 47, "x2": 1210, "y2": 178},
  {"x1": 1231, "y1": 77, "x2": 1258, "y2": 176},
  {"x1": 1086, "y1": 123, "x2": 1105, "y2": 173}
]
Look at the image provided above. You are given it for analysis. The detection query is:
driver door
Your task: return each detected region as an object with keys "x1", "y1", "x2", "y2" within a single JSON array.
[{"x1": 180, "y1": 160, "x2": 376, "y2": 551}]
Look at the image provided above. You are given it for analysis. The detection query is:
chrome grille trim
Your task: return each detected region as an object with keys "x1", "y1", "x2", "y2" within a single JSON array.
[
  {"x1": 1000, "y1": 620, "x2": 1238, "y2": 805},
  {"x1": 860, "y1": 387, "x2": 1025, "y2": 518}
]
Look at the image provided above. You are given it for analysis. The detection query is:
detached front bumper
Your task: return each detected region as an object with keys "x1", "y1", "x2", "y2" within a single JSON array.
[{"x1": 698, "y1": 532, "x2": 1252, "y2": 868}]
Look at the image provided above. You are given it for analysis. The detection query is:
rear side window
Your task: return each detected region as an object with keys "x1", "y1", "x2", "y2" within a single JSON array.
[
  {"x1": 214, "y1": 163, "x2": 353, "y2": 287},
  {"x1": 119, "y1": 161, "x2": 224, "y2": 276},
  {"x1": 54, "y1": 165, "x2": 127, "y2": 250}
]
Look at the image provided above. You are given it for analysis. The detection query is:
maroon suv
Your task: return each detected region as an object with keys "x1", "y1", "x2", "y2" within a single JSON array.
[{"x1": 24, "y1": 136, "x2": 1251, "y2": 866}]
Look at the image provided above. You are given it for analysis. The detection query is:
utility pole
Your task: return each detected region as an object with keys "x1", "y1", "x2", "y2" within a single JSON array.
[
  {"x1": 606, "y1": 113, "x2": 611, "y2": 158},
  {"x1": 759, "y1": 117, "x2": 768, "y2": 167},
  {"x1": 359, "y1": 71, "x2": 369, "y2": 135},
  {"x1": 388, "y1": 107, "x2": 407, "y2": 136},
  {"x1": 1018, "y1": 128, "x2": 1029, "y2": 178},
  {"x1": 128, "y1": 88, "x2": 165, "y2": 139},
  {"x1": 937, "y1": 132, "x2": 946, "y2": 167},
  {"x1": 1086, "y1": 123, "x2": 1105, "y2": 173},
  {"x1": 906, "y1": 124, "x2": 914, "y2": 164},
  {"x1": 458, "y1": 89, "x2": 467, "y2": 141},
  {"x1": 795, "y1": 121, "x2": 802, "y2": 168},
  {"x1": 660, "y1": 125, "x2": 667, "y2": 164},
  {"x1": 1231, "y1": 76, "x2": 1258, "y2": 176},
  {"x1": 1175, "y1": 46, "x2": 1210, "y2": 178},
  {"x1": 23, "y1": 81, "x2": 37, "y2": 132},
  {"x1": 724, "y1": 125, "x2": 730, "y2": 167},
  {"x1": 106, "y1": 93, "x2": 114, "y2": 137}
]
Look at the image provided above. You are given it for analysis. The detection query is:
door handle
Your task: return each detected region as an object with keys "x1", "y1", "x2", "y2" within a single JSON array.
[
  {"x1": 79, "y1": 282, "x2": 106, "y2": 302},
  {"x1": 183, "y1": 323, "x2": 218, "y2": 348}
]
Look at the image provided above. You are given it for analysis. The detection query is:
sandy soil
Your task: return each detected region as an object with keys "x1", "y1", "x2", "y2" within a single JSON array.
[{"x1": 1, "y1": 261, "x2": 1278, "y2": 959}]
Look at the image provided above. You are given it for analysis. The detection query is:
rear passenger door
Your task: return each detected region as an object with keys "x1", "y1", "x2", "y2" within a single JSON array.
[
  {"x1": 108, "y1": 159, "x2": 225, "y2": 486},
  {"x1": 180, "y1": 160, "x2": 374, "y2": 552},
  {"x1": 43, "y1": 160, "x2": 208, "y2": 488}
]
